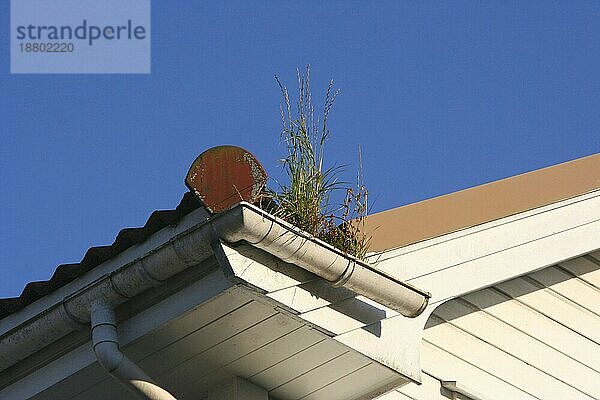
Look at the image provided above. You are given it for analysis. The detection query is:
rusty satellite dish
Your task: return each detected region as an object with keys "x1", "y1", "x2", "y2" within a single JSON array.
[{"x1": 185, "y1": 145, "x2": 268, "y2": 213}]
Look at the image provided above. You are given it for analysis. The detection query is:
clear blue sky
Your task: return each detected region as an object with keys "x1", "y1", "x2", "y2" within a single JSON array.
[{"x1": 1, "y1": 2, "x2": 599, "y2": 297}]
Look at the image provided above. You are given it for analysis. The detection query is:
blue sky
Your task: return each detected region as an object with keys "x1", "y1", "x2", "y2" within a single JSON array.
[{"x1": 1, "y1": 1, "x2": 599, "y2": 297}]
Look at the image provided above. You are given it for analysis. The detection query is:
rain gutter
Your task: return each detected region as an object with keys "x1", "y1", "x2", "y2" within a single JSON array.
[{"x1": 0, "y1": 202, "x2": 429, "y2": 392}]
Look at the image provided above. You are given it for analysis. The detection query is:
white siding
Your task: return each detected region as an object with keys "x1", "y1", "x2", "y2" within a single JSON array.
[{"x1": 380, "y1": 253, "x2": 600, "y2": 400}]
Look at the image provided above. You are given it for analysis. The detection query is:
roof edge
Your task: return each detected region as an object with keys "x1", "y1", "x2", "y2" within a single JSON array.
[
  {"x1": 365, "y1": 153, "x2": 600, "y2": 252},
  {"x1": 0, "y1": 201, "x2": 429, "y2": 372}
]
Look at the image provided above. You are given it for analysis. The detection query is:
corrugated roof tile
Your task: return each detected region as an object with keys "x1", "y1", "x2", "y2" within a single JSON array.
[{"x1": 0, "y1": 192, "x2": 200, "y2": 319}]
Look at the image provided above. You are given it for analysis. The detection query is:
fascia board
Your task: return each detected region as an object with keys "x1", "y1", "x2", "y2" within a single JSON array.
[{"x1": 372, "y1": 189, "x2": 600, "y2": 304}]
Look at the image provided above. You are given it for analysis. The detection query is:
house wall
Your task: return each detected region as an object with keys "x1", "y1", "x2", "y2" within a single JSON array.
[
  {"x1": 221, "y1": 189, "x2": 600, "y2": 399},
  {"x1": 376, "y1": 252, "x2": 600, "y2": 400}
]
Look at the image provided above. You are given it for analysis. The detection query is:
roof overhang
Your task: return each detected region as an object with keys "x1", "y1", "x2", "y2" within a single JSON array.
[
  {"x1": 0, "y1": 202, "x2": 428, "y2": 399},
  {"x1": 4, "y1": 152, "x2": 599, "y2": 399}
]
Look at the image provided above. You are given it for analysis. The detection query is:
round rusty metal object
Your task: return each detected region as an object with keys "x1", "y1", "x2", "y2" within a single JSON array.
[{"x1": 185, "y1": 146, "x2": 268, "y2": 213}]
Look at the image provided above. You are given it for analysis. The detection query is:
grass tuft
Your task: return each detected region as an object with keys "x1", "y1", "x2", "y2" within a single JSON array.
[{"x1": 269, "y1": 65, "x2": 371, "y2": 260}]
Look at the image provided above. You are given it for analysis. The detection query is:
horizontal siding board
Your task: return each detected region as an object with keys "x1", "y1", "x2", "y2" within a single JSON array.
[
  {"x1": 560, "y1": 257, "x2": 600, "y2": 288},
  {"x1": 419, "y1": 340, "x2": 539, "y2": 400},
  {"x1": 269, "y1": 351, "x2": 369, "y2": 399},
  {"x1": 589, "y1": 250, "x2": 600, "y2": 264},
  {"x1": 138, "y1": 300, "x2": 276, "y2": 376},
  {"x1": 407, "y1": 256, "x2": 600, "y2": 400},
  {"x1": 433, "y1": 299, "x2": 600, "y2": 397},
  {"x1": 200, "y1": 314, "x2": 303, "y2": 366},
  {"x1": 495, "y1": 277, "x2": 600, "y2": 344},
  {"x1": 461, "y1": 288, "x2": 600, "y2": 373},
  {"x1": 251, "y1": 340, "x2": 348, "y2": 391},
  {"x1": 302, "y1": 363, "x2": 401, "y2": 400},
  {"x1": 125, "y1": 292, "x2": 250, "y2": 362},
  {"x1": 528, "y1": 267, "x2": 600, "y2": 316},
  {"x1": 171, "y1": 327, "x2": 325, "y2": 398},
  {"x1": 30, "y1": 364, "x2": 108, "y2": 400},
  {"x1": 424, "y1": 315, "x2": 593, "y2": 399},
  {"x1": 156, "y1": 313, "x2": 303, "y2": 390},
  {"x1": 67, "y1": 376, "x2": 133, "y2": 400},
  {"x1": 228, "y1": 326, "x2": 326, "y2": 378}
]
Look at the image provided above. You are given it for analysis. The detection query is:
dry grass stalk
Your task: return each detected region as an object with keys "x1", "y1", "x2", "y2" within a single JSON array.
[{"x1": 270, "y1": 65, "x2": 371, "y2": 260}]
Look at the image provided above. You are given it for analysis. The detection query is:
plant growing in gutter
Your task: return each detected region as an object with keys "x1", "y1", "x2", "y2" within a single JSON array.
[{"x1": 269, "y1": 66, "x2": 371, "y2": 260}]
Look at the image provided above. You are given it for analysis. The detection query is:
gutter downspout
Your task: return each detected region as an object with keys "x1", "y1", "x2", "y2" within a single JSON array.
[{"x1": 91, "y1": 303, "x2": 177, "y2": 400}]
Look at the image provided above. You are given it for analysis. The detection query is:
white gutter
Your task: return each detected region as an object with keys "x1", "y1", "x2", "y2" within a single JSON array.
[
  {"x1": 0, "y1": 202, "x2": 429, "y2": 377},
  {"x1": 91, "y1": 303, "x2": 177, "y2": 400},
  {"x1": 213, "y1": 203, "x2": 430, "y2": 316}
]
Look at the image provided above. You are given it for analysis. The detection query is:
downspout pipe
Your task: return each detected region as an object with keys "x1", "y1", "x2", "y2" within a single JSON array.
[{"x1": 91, "y1": 303, "x2": 177, "y2": 400}]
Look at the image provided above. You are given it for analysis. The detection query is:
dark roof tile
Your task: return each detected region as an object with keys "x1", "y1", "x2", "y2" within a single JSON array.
[{"x1": 0, "y1": 192, "x2": 200, "y2": 320}]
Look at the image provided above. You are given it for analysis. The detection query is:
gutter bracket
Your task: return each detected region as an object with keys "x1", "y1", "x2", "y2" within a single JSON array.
[
  {"x1": 330, "y1": 260, "x2": 355, "y2": 287},
  {"x1": 208, "y1": 225, "x2": 238, "y2": 282}
]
